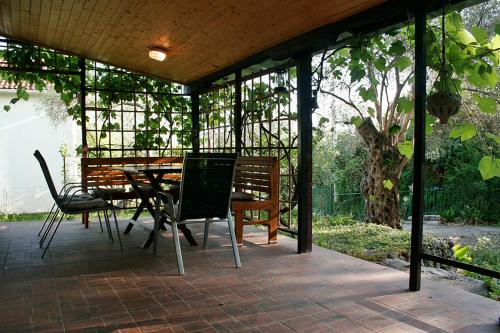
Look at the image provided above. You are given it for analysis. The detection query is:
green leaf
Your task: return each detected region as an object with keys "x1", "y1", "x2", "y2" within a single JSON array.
[
  {"x1": 35, "y1": 81, "x2": 45, "y2": 92},
  {"x1": 453, "y1": 245, "x2": 470, "y2": 259},
  {"x1": 374, "y1": 57, "x2": 386, "y2": 71},
  {"x1": 478, "y1": 156, "x2": 500, "y2": 180},
  {"x1": 16, "y1": 87, "x2": 29, "y2": 101},
  {"x1": 388, "y1": 40, "x2": 405, "y2": 57},
  {"x1": 456, "y1": 29, "x2": 476, "y2": 45},
  {"x1": 472, "y1": 93, "x2": 496, "y2": 114},
  {"x1": 467, "y1": 62, "x2": 497, "y2": 88},
  {"x1": 358, "y1": 86, "x2": 376, "y2": 102},
  {"x1": 485, "y1": 133, "x2": 500, "y2": 145},
  {"x1": 350, "y1": 48, "x2": 361, "y2": 60},
  {"x1": 398, "y1": 141, "x2": 414, "y2": 159},
  {"x1": 388, "y1": 124, "x2": 401, "y2": 135},
  {"x1": 470, "y1": 26, "x2": 488, "y2": 44},
  {"x1": 349, "y1": 63, "x2": 365, "y2": 83},
  {"x1": 450, "y1": 123, "x2": 476, "y2": 141},
  {"x1": 367, "y1": 107, "x2": 375, "y2": 117},
  {"x1": 383, "y1": 179, "x2": 393, "y2": 190},
  {"x1": 396, "y1": 96, "x2": 413, "y2": 113},
  {"x1": 10, "y1": 97, "x2": 19, "y2": 104},
  {"x1": 318, "y1": 116, "x2": 329, "y2": 128},
  {"x1": 350, "y1": 116, "x2": 363, "y2": 127},
  {"x1": 3, "y1": 105, "x2": 11, "y2": 112},
  {"x1": 496, "y1": 23, "x2": 500, "y2": 35},
  {"x1": 446, "y1": 43, "x2": 469, "y2": 73},
  {"x1": 445, "y1": 12, "x2": 463, "y2": 33},
  {"x1": 394, "y1": 56, "x2": 412, "y2": 71}
]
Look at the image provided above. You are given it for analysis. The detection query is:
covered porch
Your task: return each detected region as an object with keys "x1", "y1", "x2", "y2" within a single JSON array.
[
  {"x1": 0, "y1": 220, "x2": 497, "y2": 332},
  {"x1": 1, "y1": 0, "x2": 499, "y2": 332}
]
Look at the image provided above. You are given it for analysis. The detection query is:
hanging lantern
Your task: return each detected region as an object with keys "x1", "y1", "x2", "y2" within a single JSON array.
[
  {"x1": 273, "y1": 69, "x2": 288, "y2": 93},
  {"x1": 426, "y1": 3, "x2": 461, "y2": 124}
]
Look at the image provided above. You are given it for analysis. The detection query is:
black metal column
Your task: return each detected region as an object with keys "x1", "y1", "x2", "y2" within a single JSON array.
[
  {"x1": 191, "y1": 91, "x2": 200, "y2": 153},
  {"x1": 79, "y1": 57, "x2": 87, "y2": 157},
  {"x1": 234, "y1": 70, "x2": 243, "y2": 154},
  {"x1": 296, "y1": 53, "x2": 313, "y2": 253},
  {"x1": 409, "y1": 2, "x2": 427, "y2": 291},
  {"x1": 79, "y1": 57, "x2": 89, "y2": 228}
]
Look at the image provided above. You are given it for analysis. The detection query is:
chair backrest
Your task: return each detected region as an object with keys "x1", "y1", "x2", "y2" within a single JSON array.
[
  {"x1": 33, "y1": 150, "x2": 60, "y2": 203},
  {"x1": 177, "y1": 153, "x2": 237, "y2": 220}
]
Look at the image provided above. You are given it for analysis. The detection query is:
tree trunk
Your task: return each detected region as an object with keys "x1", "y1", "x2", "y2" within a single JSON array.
[{"x1": 357, "y1": 118, "x2": 404, "y2": 229}]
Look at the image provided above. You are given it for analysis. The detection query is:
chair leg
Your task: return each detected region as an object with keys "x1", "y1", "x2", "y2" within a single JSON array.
[
  {"x1": 234, "y1": 210, "x2": 244, "y2": 245},
  {"x1": 153, "y1": 195, "x2": 161, "y2": 255},
  {"x1": 40, "y1": 208, "x2": 59, "y2": 247},
  {"x1": 38, "y1": 203, "x2": 56, "y2": 236},
  {"x1": 104, "y1": 211, "x2": 113, "y2": 242},
  {"x1": 227, "y1": 211, "x2": 241, "y2": 268},
  {"x1": 97, "y1": 211, "x2": 104, "y2": 233},
  {"x1": 203, "y1": 219, "x2": 209, "y2": 250},
  {"x1": 171, "y1": 221, "x2": 184, "y2": 275},
  {"x1": 110, "y1": 209, "x2": 123, "y2": 252},
  {"x1": 41, "y1": 213, "x2": 65, "y2": 258}
]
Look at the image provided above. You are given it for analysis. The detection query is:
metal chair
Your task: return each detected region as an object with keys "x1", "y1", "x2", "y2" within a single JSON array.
[
  {"x1": 154, "y1": 153, "x2": 241, "y2": 275},
  {"x1": 38, "y1": 184, "x2": 97, "y2": 238},
  {"x1": 34, "y1": 150, "x2": 122, "y2": 258}
]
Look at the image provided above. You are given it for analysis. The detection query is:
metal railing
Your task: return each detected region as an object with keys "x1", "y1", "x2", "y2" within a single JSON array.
[{"x1": 313, "y1": 186, "x2": 500, "y2": 222}]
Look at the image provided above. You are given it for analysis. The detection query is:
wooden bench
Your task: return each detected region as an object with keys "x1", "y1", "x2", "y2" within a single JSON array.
[
  {"x1": 82, "y1": 155, "x2": 280, "y2": 245},
  {"x1": 81, "y1": 156, "x2": 183, "y2": 227},
  {"x1": 231, "y1": 156, "x2": 280, "y2": 245}
]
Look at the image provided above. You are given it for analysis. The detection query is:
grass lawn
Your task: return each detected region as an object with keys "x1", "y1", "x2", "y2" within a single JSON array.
[
  {"x1": 313, "y1": 215, "x2": 411, "y2": 261},
  {"x1": 0, "y1": 210, "x2": 136, "y2": 222}
]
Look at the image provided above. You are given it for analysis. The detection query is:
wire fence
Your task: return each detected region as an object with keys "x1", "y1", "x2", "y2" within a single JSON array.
[{"x1": 313, "y1": 186, "x2": 500, "y2": 222}]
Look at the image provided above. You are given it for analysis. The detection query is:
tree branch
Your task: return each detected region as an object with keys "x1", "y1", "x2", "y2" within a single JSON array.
[{"x1": 320, "y1": 88, "x2": 363, "y2": 118}]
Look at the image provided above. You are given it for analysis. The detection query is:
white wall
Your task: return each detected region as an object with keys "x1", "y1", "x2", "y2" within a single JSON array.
[{"x1": 0, "y1": 90, "x2": 79, "y2": 213}]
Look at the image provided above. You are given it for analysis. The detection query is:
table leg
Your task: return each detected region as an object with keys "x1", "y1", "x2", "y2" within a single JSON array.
[
  {"x1": 123, "y1": 222, "x2": 134, "y2": 235},
  {"x1": 123, "y1": 201, "x2": 146, "y2": 234},
  {"x1": 141, "y1": 201, "x2": 197, "y2": 249}
]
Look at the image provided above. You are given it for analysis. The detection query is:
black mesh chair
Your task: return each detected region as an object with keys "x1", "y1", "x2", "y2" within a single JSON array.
[
  {"x1": 38, "y1": 183, "x2": 96, "y2": 238},
  {"x1": 34, "y1": 150, "x2": 122, "y2": 258},
  {"x1": 154, "y1": 153, "x2": 241, "y2": 275}
]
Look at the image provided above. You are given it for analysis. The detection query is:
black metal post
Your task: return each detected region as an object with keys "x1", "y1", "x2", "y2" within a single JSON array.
[
  {"x1": 79, "y1": 57, "x2": 89, "y2": 228},
  {"x1": 79, "y1": 57, "x2": 87, "y2": 157},
  {"x1": 234, "y1": 71, "x2": 243, "y2": 154},
  {"x1": 409, "y1": 2, "x2": 427, "y2": 291},
  {"x1": 296, "y1": 53, "x2": 313, "y2": 253},
  {"x1": 191, "y1": 90, "x2": 200, "y2": 153}
]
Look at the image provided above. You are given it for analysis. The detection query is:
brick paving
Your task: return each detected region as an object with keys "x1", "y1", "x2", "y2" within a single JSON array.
[{"x1": 0, "y1": 220, "x2": 498, "y2": 333}]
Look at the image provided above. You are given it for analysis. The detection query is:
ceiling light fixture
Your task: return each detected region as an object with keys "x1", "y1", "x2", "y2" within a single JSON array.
[{"x1": 148, "y1": 47, "x2": 167, "y2": 61}]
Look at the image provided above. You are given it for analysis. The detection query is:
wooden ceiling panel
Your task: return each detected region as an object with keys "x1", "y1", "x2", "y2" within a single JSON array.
[{"x1": 0, "y1": 0, "x2": 385, "y2": 83}]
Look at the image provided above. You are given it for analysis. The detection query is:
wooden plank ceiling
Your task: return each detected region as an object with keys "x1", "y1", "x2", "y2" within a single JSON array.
[{"x1": 0, "y1": 0, "x2": 384, "y2": 84}]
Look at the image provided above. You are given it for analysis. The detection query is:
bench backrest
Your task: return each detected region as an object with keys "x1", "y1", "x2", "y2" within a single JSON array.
[
  {"x1": 82, "y1": 156, "x2": 183, "y2": 187},
  {"x1": 234, "y1": 156, "x2": 279, "y2": 201}
]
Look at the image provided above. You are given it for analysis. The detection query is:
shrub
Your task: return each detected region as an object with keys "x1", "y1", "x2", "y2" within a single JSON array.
[{"x1": 462, "y1": 236, "x2": 500, "y2": 300}]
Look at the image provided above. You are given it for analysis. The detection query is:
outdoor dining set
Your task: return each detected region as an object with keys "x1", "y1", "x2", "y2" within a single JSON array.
[{"x1": 34, "y1": 150, "x2": 279, "y2": 275}]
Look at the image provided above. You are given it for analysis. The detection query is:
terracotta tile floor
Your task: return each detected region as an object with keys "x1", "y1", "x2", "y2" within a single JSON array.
[{"x1": 0, "y1": 219, "x2": 498, "y2": 333}]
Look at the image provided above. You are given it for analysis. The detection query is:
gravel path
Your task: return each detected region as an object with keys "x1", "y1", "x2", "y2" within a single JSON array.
[{"x1": 402, "y1": 220, "x2": 499, "y2": 246}]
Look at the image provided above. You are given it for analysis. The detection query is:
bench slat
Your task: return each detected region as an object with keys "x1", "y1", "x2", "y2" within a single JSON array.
[
  {"x1": 234, "y1": 176, "x2": 270, "y2": 187},
  {"x1": 236, "y1": 165, "x2": 272, "y2": 173}
]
